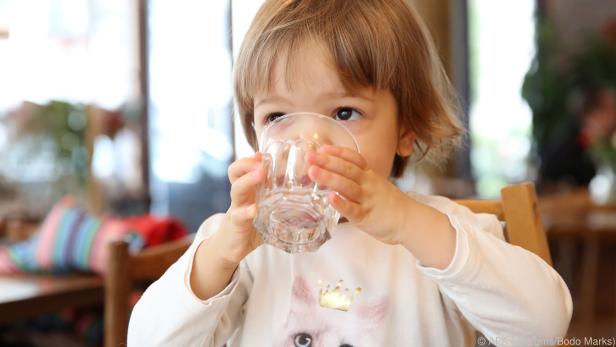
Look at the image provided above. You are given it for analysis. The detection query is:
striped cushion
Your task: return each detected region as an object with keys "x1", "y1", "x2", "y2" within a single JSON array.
[{"x1": 0, "y1": 196, "x2": 138, "y2": 274}]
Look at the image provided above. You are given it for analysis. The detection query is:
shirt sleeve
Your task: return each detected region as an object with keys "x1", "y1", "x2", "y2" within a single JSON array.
[
  {"x1": 127, "y1": 213, "x2": 253, "y2": 347},
  {"x1": 414, "y1": 195, "x2": 573, "y2": 347}
]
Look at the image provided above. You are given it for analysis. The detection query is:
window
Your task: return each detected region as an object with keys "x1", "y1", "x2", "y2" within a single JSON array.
[
  {"x1": 469, "y1": 0, "x2": 536, "y2": 197},
  {"x1": 147, "y1": 0, "x2": 234, "y2": 231}
]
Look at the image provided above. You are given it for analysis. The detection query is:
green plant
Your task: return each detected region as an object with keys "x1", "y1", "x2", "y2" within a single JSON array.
[
  {"x1": 523, "y1": 17, "x2": 616, "y2": 161},
  {"x1": 589, "y1": 135, "x2": 616, "y2": 171},
  {"x1": 31, "y1": 101, "x2": 89, "y2": 184}
]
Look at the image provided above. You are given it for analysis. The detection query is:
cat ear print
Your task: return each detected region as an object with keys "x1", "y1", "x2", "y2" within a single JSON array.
[
  {"x1": 292, "y1": 276, "x2": 316, "y2": 305},
  {"x1": 355, "y1": 297, "x2": 389, "y2": 326}
]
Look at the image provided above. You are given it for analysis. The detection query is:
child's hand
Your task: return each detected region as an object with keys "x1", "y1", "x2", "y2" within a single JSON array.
[
  {"x1": 215, "y1": 153, "x2": 265, "y2": 267},
  {"x1": 305, "y1": 145, "x2": 411, "y2": 245},
  {"x1": 190, "y1": 153, "x2": 266, "y2": 300}
]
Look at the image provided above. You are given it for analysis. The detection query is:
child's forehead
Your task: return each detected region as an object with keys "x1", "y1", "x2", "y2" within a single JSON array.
[
  {"x1": 253, "y1": 74, "x2": 372, "y2": 106},
  {"x1": 269, "y1": 41, "x2": 341, "y2": 87},
  {"x1": 254, "y1": 40, "x2": 369, "y2": 101}
]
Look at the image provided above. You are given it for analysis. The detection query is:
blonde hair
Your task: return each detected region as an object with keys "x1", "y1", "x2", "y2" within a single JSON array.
[{"x1": 234, "y1": 0, "x2": 463, "y2": 177}]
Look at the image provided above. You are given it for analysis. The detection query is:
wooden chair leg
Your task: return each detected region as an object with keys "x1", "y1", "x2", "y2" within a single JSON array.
[
  {"x1": 105, "y1": 241, "x2": 131, "y2": 347},
  {"x1": 577, "y1": 234, "x2": 599, "y2": 335}
]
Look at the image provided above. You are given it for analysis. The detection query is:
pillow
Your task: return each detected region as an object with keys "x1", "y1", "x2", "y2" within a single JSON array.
[
  {"x1": 0, "y1": 196, "x2": 189, "y2": 275},
  {"x1": 1, "y1": 196, "x2": 137, "y2": 274}
]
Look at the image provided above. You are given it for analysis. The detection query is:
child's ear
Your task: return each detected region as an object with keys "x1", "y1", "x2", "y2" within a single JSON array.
[{"x1": 397, "y1": 126, "x2": 415, "y2": 157}]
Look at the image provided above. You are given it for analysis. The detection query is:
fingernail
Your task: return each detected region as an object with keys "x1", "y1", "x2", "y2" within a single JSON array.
[
  {"x1": 252, "y1": 169, "x2": 262, "y2": 179},
  {"x1": 254, "y1": 152, "x2": 262, "y2": 161}
]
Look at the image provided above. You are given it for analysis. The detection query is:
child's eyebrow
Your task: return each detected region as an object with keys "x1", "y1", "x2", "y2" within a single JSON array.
[
  {"x1": 322, "y1": 91, "x2": 375, "y2": 102},
  {"x1": 255, "y1": 96, "x2": 290, "y2": 107},
  {"x1": 254, "y1": 91, "x2": 375, "y2": 107}
]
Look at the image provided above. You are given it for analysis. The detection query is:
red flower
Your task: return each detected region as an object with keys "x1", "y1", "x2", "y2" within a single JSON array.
[
  {"x1": 601, "y1": 19, "x2": 616, "y2": 46},
  {"x1": 577, "y1": 130, "x2": 592, "y2": 149}
]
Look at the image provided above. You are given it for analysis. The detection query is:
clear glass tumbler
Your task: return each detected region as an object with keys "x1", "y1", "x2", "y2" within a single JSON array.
[{"x1": 253, "y1": 112, "x2": 359, "y2": 253}]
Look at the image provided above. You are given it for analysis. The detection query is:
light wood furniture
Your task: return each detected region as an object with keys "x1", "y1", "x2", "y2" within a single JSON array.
[
  {"x1": 0, "y1": 274, "x2": 103, "y2": 324},
  {"x1": 457, "y1": 182, "x2": 553, "y2": 266},
  {"x1": 0, "y1": 237, "x2": 190, "y2": 343},
  {"x1": 104, "y1": 236, "x2": 193, "y2": 347},
  {"x1": 539, "y1": 189, "x2": 616, "y2": 335}
]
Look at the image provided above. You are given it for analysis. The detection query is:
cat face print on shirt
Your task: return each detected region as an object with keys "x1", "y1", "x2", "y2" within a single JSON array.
[{"x1": 274, "y1": 276, "x2": 389, "y2": 347}]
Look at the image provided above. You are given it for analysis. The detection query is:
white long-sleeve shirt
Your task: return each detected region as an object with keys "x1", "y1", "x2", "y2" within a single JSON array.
[{"x1": 128, "y1": 193, "x2": 572, "y2": 347}]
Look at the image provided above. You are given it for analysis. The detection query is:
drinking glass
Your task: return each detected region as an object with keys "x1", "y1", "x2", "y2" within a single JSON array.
[{"x1": 253, "y1": 112, "x2": 359, "y2": 253}]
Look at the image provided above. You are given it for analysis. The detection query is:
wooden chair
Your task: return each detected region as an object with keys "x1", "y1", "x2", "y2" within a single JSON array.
[
  {"x1": 104, "y1": 236, "x2": 193, "y2": 347},
  {"x1": 539, "y1": 188, "x2": 616, "y2": 334},
  {"x1": 104, "y1": 182, "x2": 552, "y2": 346},
  {"x1": 456, "y1": 182, "x2": 552, "y2": 266}
]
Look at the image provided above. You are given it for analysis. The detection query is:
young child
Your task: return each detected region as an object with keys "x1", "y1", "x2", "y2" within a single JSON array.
[{"x1": 128, "y1": 0, "x2": 572, "y2": 346}]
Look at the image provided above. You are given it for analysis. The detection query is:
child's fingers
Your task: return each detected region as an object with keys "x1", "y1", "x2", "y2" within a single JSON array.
[
  {"x1": 228, "y1": 153, "x2": 263, "y2": 184},
  {"x1": 329, "y1": 192, "x2": 362, "y2": 220},
  {"x1": 308, "y1": 165, "x2": 361, "y2": 203},
  {"x1": 318, "y1": 145, "x2": 367, "y2": 170},
  {"x1": 230, "y1": 169, "x2": 265, "y2": 207},
  {"x1": 305, "y1": 151, "x2": 363, "y2": 183},
  {"x1": 228, "y1": 203, "x2": 257, "y2": 229}
]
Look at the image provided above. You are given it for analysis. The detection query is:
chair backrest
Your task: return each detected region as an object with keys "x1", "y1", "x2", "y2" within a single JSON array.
[
  {"x1": 456, "y1": 182, "x2": 553, "y2": 266},
  {"x1": 104, "y1": 236, "x2": 192, "y2": 347}
]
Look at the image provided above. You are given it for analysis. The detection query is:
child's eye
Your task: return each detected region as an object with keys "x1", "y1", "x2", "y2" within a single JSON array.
[
  {"x1": 264, "y1": 112, "x2": 285, "y2": 124},
  {"x1": 334, "y1": 107, "x2": 362, "y2": 121}
]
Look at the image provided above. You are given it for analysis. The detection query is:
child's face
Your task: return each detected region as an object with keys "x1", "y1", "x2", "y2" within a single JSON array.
[{"x1": 253, "y1": 40, "x2": 413, "y2": 178}]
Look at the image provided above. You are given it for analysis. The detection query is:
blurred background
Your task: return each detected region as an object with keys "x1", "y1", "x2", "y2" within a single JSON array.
[{"x1": 0, "y1": 0, "x2": 615, "y2": 346}]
